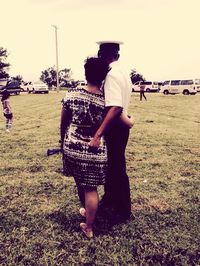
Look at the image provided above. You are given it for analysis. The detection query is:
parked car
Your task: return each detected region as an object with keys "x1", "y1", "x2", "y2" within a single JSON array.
[
  {"x1": 0, "y1": 80, "x2": 21, "y2": 95},
  {"x1": 132, "y1": 81, "x2": 159, "y2": 92},
  {"x1": 160, "y1": 80, "x2": 197, "y2": 95},
  {"x1": 194, "y1": 79, "x2": 200, "y2": 92},
  {"x1": 31, "y1": 82, "x2": 49, "y2": 94},
  {"x1": 158, "y1": 82, "x2": 163, "y2": 92},
  {"x1": 21, "y1": 82, "x2": 34, "y2": 93},
  {"x1": 76, "y1": 80, "x2": 87, "y2": 89}
]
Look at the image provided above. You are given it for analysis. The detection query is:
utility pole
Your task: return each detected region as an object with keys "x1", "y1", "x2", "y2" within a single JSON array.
[{"x1": 51, "y1": 25, "x2": 59, "y2": 92}]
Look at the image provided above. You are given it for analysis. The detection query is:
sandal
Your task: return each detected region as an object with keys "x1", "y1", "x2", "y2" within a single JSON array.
[
  {"x1": 79, "y1": 207, "x2": 86, "y2": 217},
  {"x1": 80, "y1": 223, "x2": 93, "y2": 238}
]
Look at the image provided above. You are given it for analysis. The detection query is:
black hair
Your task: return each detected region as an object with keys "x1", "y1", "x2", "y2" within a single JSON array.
[
  {"x1": 98, "y1": 49, "x2": 120, "y2": 61},
  {"x1": 1, "y1": 90, "x2": 10, "y2": 101},
  {"x1": 84, "y1": 57, "x2": 110, "y2": 87}
]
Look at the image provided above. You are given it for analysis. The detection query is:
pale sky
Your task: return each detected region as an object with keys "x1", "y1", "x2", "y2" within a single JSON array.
[{"x1": 1, "y1": 0, "x2": 200, "y2": 82}]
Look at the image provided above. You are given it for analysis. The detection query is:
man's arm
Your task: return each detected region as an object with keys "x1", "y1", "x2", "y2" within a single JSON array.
[
  {"x1": 88, "y1": 106, "x2": 122, "y2": 147},
  {"x1": 119, "y1": 113, "x2": 134, "y2": 129}
]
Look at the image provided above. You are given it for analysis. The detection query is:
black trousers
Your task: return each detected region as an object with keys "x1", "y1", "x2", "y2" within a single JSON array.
[
  {"x1": 103, "y1": 123, "x2": 131, "y2": 218},
  {"x1": 75, "y1": 123, "x2": 131, "y2": 218},
  {"x1": 140, "y1": 91, "x2": 147, "y2": 101}
]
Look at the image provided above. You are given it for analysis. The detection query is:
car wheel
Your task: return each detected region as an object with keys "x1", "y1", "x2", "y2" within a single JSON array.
[
  {"x1": 183, "y1": 90, "x2": 189, "y2": 95},
  {"x1": 146, "y1": 88, "x2": 150, "y2": 92},
  {"x1": 163, "y1": 90, "x2": 169, "y2": 95}
]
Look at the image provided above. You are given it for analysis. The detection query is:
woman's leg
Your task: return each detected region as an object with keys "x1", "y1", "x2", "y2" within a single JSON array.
[
  {"x1": 8, "y1": 118, "x2": 12, "y2": 129},
  {"x1": 5, "y1": 118, "x2": 9, "y2": 130},
  {"x1": 84, "y1": 187, "x2": 98, "y2": 230}
]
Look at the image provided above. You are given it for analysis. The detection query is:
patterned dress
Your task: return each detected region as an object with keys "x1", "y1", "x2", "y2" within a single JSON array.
[{"x1": 62, "y1": 88, "x2": 107, "y2": 188}]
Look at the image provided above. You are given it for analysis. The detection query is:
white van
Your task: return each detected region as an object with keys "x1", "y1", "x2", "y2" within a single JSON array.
[
  {"x1": 160, "y1": 80, "x2": 197, "y2": 95},
  {"x1": 194, "y1": 79, "x2": 200, "y2": 92},
  {"x1": 32, "y1": 82, "x2": 49, "y2": 94},
  {"x1": 132, "y1": 81, "x2": 159, "y2": 92}
]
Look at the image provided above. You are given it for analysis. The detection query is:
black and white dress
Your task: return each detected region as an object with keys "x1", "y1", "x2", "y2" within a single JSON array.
[{"x1": 62, "y1": 88, "x2": 107, "y2": 188}]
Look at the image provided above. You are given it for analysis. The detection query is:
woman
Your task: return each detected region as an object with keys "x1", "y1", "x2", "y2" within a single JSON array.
[
  {"x1": 60, "y1": 57, "x2": 110, "y2": 238},
  {"x1": 1, "y1": 90, "x2": 13, "y2": 132},
  {"x1": 60, "y1": 57, "x2": 133, "y2": 238}
]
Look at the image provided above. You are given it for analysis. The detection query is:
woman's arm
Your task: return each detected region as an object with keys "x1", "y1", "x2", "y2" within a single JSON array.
[
  {"x1": 119, "y1": 113, "x2": 134, "y2": 129},
  {"x1": 88, "y1": 106, "x2": 122, "y2": 147},
  {"x1": 4, "y1": 100, "x2": 11, "y2": 113},
  {"x1": 60, "y1": 107, "x2": 71, "y2": 148}
]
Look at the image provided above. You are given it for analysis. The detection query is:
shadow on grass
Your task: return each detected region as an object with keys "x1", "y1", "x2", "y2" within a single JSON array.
[
  {"x1": 46, "y1": 211, "x2": 80, "y2": 232},
  {"x1": 46, "y1": 208, "x2": 134, "y2": 237}
]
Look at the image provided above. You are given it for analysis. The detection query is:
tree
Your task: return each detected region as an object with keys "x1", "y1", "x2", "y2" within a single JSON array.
[
  {"x1": 59, "y1": 68, "x2": 73, "y2": 87},
  {"x1": 0, "y1": 47, "x2": 10, "y2": 79},
  {"x1": 130, "y1": 69, "x2": 145, "y2": 84},
  {"x1": 40, "y1": 66, "x2": 72, "y2": 87},
  {"x1": 11, "y1": 75, "x2": 23, "y2": 84}
]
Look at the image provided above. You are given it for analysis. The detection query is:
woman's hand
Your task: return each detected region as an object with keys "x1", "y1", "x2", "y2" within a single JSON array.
[{"x1": 88, "y1": 135, "x2": 101, "y2": 148}]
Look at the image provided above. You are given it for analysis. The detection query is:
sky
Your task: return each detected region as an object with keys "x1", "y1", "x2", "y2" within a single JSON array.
[{"x1": 1, "y1": 0, "x2": 200, "y2": 82}]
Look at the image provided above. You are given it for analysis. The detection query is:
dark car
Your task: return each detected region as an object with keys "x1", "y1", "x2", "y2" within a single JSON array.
[{"x1": 0, "y1": 80, "x2": 21, "y2": 95}]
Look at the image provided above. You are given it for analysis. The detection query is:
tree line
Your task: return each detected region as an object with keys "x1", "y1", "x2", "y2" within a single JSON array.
[{"x1": 0, "y1": 47, "x2": 145, "y2": 87}]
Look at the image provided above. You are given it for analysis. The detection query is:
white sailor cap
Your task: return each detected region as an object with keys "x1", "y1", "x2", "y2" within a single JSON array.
[{"x1": 96, "y1": 40, "x2": 123, "y2": 52}]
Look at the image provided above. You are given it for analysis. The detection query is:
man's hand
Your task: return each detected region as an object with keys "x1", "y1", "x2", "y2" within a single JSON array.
[{"x1": 88, "y1": 135, "x2": 101, "y2": 148}]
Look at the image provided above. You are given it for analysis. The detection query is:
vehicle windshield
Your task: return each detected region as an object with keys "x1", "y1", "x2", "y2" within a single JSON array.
[
  {"x1": 142, "y1": 82, "x2": 152, "y2": 85},
  {"x1": 194, "y1": 79, "x2": 200, "y2": 85},
  {"x1": 171, "y1": 80, "x2": 181, "y2": 85},
  {"x1": 163, "y1": 80, "x2": 170, "y2": 85}
]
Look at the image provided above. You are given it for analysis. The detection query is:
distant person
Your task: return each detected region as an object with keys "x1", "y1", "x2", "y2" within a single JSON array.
[
  {"x1": 89, "y1": 40, "x2": 133, "y2": 221},
  {"x1": 140, "y1": 84, "x2": 147, "y2": 101},
  {"x1": 1, "y1": 90, "x2": 13, "y2": 132}
]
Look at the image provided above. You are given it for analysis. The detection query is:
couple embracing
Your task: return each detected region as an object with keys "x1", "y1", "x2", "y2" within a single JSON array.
[{"x1": 60, "y1": 41, "x2": 133, "y2": 238}]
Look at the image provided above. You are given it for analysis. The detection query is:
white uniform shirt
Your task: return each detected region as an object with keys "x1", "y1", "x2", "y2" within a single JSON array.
[{"x1": 104, "y1": 61, "x2": 132, "y2": 114}]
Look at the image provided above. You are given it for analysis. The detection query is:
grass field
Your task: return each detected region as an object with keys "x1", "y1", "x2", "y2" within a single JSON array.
[{"x1": 0, "y1": 92, "x2": 200, "y2": 265}]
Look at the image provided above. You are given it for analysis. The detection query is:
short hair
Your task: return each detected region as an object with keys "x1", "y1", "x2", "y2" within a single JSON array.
[
  {"x1": 84, "y1": 57, "x2": 110, "y2": 87},
  {"x1": 98, "y1": 49, "x2": 119, "y2": 61}
]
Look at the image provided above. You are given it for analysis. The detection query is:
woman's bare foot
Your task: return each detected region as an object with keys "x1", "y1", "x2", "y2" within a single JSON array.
[
  {"x1": 80, "y1": 223, "x2": 93, "y2": 238},
  {"x1": 79, "y1": 207, "x2": 86, "y2": 217}
]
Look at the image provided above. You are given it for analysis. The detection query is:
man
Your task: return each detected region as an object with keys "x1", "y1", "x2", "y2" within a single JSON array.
[
  {"x1": 140, "y1": 83, "x2": 147, "y2": 101},
  {"x1": 89, "y1": 41, "x2": 132, "y2": 220}
]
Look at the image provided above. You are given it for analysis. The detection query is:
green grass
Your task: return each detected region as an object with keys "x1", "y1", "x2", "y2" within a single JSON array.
[{"x1": 0, "y1": 92, "x2": 200, "y2": 265}]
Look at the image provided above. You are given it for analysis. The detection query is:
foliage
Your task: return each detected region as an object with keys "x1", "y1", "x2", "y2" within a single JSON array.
[
  {"x1": 0, "y1": 93, "x2": 199, "y2": 265},
  {"x1": 130, "y1": 69, "x2": 145, "y2": 84},
  {"x1": 0, "y1": 47, "x2": 10, "y2": 79},
  {"x1": 10, "y1": 75, "x2": 23, "y2": 84},
  {"x1": 40, "y1": 66, "x2": 73, "y2": 87}
]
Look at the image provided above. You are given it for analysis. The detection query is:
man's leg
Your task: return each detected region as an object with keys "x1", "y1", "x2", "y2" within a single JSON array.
[{"x1": 103, "y1": 125, "x2": 131, "y2": 218}]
